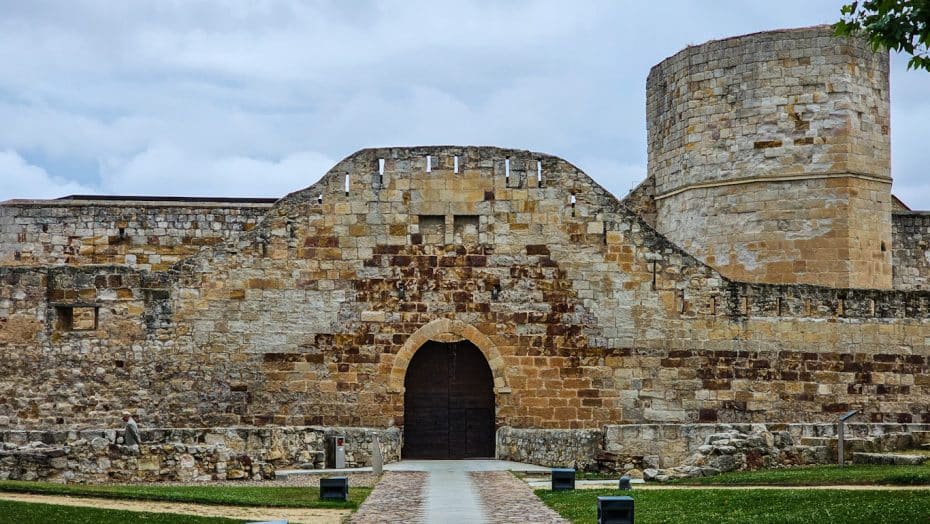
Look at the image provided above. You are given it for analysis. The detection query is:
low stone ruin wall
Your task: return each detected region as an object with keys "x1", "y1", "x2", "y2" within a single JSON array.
[
  {"x1": 0, "y1": 426, "x2": 401, "y2": 483},
  {"x1": 496, "y1": 427, "x2": 603, "y2": 469},
  {"x1": 496, "y1": 423, "x2": 930, "y2": 477}
]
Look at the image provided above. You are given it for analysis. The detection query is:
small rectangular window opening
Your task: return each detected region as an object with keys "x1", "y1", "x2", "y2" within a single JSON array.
[
  {"x1": 537, "y1": 161, "x2": 543, "y2": 186},
  {"x1": 505, "y1": 158, "x2": 511, "y2": 183},
  {"x1": 571, "y1": 193, "x2": 577, "y2": 217},
  {"x1": 454, "y1": 156, "x2": 459, "y2": 173},
  {"x1": 56, "y1": 306, "x2": 97, "y2": 332},
  {"x1": 426, "y1": 155, "x2": 432, "y2": 173},
  {"x1": 345, "y1": 174, "x2": 350, "y2": 196},
  {"x1": 379, "y1": 158, "x2": 385, "y2": 185},
  {"x1": 317, "y1": 194, "x2": 323, "y2": 205}
]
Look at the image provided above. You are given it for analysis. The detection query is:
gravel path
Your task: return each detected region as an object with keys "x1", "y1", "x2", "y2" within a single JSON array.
[
  {"x1": 471, "y1": 471, "x2": 568, "y2": 524},
  {"x1": 0, "y1": 492, "x2": 348, "y2": 523},
  {"x1": 350, "y1": 471, "x2": 428, "y2": 523}
]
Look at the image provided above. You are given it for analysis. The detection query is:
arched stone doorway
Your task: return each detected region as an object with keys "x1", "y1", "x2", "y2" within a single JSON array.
[{"x1": 402, "y1": 340, "x2": 495, "y2": 459}]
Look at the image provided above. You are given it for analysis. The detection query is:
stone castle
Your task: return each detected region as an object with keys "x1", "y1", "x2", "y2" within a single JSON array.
[{"x1": 1, "y1": 26, "x2": 929, "y2": 479}]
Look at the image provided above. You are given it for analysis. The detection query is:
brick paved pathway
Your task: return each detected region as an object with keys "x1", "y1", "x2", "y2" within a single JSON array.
[
  {"x1": 352, "y1": 461, "x2": 557, "y2": 523},
  {"x1": 471, "y1": 471, "x2": 569, "y2": 524},
  {"x1": 349, "y1": 471, "x2": 428, "y2": 523}
]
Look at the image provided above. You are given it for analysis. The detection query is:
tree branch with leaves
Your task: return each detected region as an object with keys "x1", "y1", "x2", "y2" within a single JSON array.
[{"x1": 835, "y1": 0, "x2": 930, "y2": 71}]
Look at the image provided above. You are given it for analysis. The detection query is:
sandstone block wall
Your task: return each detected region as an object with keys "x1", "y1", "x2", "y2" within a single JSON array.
[
  {"x1": 1, "y1": 146, "x2": 927, "y2": 435},
  {"x1": 649, "y1": 26, "x2": 892, "y2": 288},
  {"x1": 892, "y1": 212, "x2": 930, "y2": 290},
  {"x1": 0, "y1": 198, "x2": 272, "y2": 270}
]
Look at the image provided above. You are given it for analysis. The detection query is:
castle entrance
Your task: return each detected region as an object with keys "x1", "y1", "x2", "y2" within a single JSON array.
[{"x1": 402, "y1": 340, "x2": 495, "y2": 459}]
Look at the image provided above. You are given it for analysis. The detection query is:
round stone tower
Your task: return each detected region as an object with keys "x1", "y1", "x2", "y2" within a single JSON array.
[{"x1": 648, "y1": 26, "x2": 892, "y2": 289}]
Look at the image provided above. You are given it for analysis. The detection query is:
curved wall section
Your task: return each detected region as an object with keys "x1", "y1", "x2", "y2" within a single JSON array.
[{"x1": 648, "y1": 26, "x2": 892, "y2": 288}]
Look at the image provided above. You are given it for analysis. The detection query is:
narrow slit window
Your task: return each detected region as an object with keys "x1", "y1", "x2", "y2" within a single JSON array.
[
  {"x1": 537, "y1": 161, "x2": 543, "y2": 186},
  {"x1": 345, "y1": 174, "x2": 350, "y2": 196},
  {"x1": 379, "y1": 158, "x2": 385, "y2": 185},
  {"x1": 454, "y1": 156, "x2": 459, "y2": 173},
  {"x1": 317, "y1": 194, "x2": 323, "y2": 205},
  {"x1": 426, "y1": 155, "x2": 432, "y2": 172},
  {"x1": 505, "y1": 158, "x2": 511, "y2": 183},
  {"x1": 571, "y1": 193, "x2": 577, "y2": 217}
]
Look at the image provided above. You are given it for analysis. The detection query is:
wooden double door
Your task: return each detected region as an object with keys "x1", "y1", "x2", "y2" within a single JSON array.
[{"x1": 402, "y1": 340, "x2": 495, "y2": 459}]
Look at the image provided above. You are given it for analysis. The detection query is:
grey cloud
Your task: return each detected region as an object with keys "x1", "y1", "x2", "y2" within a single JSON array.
[{"x1": 0, "y1": 1, "x2": 925, "y2": 209}]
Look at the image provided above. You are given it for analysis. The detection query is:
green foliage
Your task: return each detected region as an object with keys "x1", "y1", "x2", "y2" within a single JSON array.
[
  {"x1": 537, "y1": 488, "x2": 930, "y2": 524},
  {"x1": 0, "y1": 500, "x2": 241, "y2": 524},
  {"x1": 835, "y1": 0, "x2": 930, "y2": 71},
  {"x1": 0, "y1": 480, "x2": 370, "y2": 510},
  {"x1": 668, "y1": 463, "x2": 930, "y2": 486}
]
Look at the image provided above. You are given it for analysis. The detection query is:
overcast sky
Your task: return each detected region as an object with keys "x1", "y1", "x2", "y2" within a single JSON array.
[{"x1": 1, "y1": 1, "x2": 927, "y2": 208}]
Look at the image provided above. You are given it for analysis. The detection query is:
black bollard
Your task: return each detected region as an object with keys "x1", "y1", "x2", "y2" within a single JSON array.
[
  {"x1": 597, "y1": 496, "x2": 634, "y2": 524},
  {"x1": 618, "y1": 475, "x2": 632, "y2": 490},
  {"x1": 319, "y1": 476, "x2": 349, "y2": 501},
  {"x1": 551, "y1": 468, "x2": 576, "y2": 491}
]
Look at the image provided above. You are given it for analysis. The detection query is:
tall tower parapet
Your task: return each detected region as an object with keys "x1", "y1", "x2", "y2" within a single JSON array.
[{"x1": 648, "y1": 26, "x2": 892, "y2": 289}]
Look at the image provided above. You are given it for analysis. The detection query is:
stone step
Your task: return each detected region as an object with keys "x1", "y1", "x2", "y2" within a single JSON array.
[
  {"x1": 799, "y1": 436, "x2": 871, "y2": 448},
  {"x1": 852, "y1": 452, "x2": 929, "y2": 466},
  {"x1": 910, "y1": 431, "x2": 930, "y2": 446}
]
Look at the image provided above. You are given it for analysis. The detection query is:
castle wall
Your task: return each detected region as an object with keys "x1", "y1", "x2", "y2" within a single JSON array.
[
  {"x1": 892, "y1": 212, "x2": 930, "y2": 290},
  {"x1": 1, "y1": 147, "x2": 927, "y2": 434},
  {"x1": 648, "y1": 26, "x2": 892, "y2": 288},
  {"x1": 0, "y1": 199, "x2": 272, "y2": 270}
]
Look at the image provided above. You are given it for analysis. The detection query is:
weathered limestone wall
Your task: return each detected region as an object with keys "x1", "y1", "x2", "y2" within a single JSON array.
[
  {"x1": 0, "y1": 198, "x2": 272, "y2": 270},
  {"x1": 496, "y1": 427, "x2": 603, "y2": 469},
  {"x1": 0, "y1": 426, "x2": 400, "y2": 482},
  {"x1": 604, "y1": 422, "x2": 930, "y2": 469},
  {"x1": 892, "y1": 212, "x2": 930, "y2": 290},
  {"x1": 496, "y1": 423, "x2": 930, "y2": 472},
  {"x1": 0, "y1": 265, "x2": 172, "y2": 428},
  {"x1": 619, "y1": 175, "x2": 656, "y2": 228},
  {"x1": 649, "y1": 26, "x2": 892, "y2": 288},
  {"x1": 1, "y1": 147, "x2": 928, "y2": 434}
]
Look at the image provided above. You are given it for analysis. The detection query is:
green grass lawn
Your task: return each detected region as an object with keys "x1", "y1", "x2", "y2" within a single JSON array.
[
  {"x1": 0, "y1": 480, "x2": 370, "y2": 510},
  {"x1": 668, "y1": 464, "x2": 930, "y2": 486},
  {"x1": 0, "y1": 500, "x2": 242, "y2": 524},
  {"x1": 537, "y1": 488, "x2": 930, "y2": 524}
]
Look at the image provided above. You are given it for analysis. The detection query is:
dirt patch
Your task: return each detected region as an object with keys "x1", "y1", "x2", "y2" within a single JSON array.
[{"x1": 0, "y1": 492, "x2": 349, "y2": 524}]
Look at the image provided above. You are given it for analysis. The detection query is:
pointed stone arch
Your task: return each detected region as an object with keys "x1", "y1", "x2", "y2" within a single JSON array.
[{"x1": 389, "y1": 318, "x2": 510, "y2": 394}]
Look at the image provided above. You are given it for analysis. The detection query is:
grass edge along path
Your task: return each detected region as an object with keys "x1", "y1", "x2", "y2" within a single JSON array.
[
  {"x1": 0, "y1": 499, "x2": 242, "y2": 524},
  {"x1": 667, "y1": 463, "x2": 930, "y2": 486},
  {"x1": 0, "y1": 480, "x2": 370, "y2": 509},
  {"x1": 536, "y1": 487, "x2": 930, "y2": 524}
]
